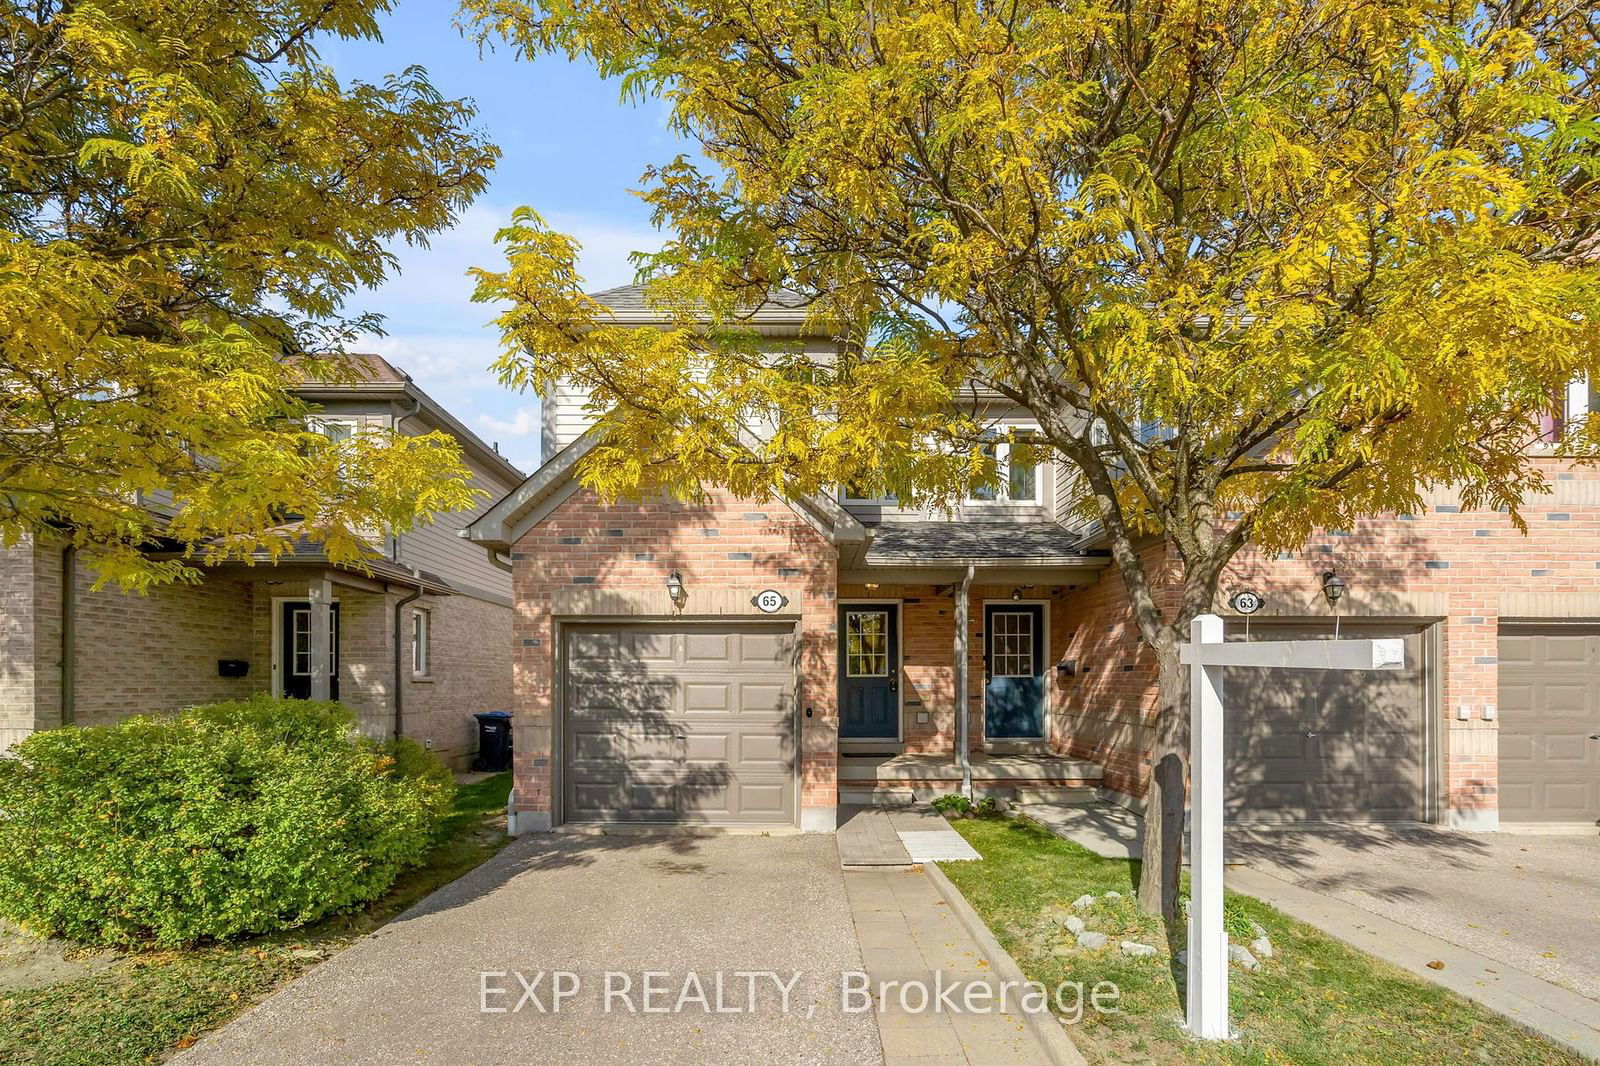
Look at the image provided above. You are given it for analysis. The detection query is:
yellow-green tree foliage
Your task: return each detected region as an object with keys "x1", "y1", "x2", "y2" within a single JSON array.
[
  {"x1": 467, "y1": 0, "x2": 1600, "y2": 910},
  {"x1": 2, "y1": 0, "x2": 498, "y2": 588}
]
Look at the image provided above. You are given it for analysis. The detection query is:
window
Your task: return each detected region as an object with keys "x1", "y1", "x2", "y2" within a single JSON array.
[
  {"x1": 412, "y1": 608, "x2": 430, "y2": 676},
  {"x1": 990, "y1": 611, "x2": 1036, "y2": 677},
  {"x1": 969, "y1": 428, "x2": 1043, "y2": 505},
  {"x1": 842, "y1": 481, "x2": 898, "y2": 504},
  {"x1": 845, "y1": 610, "x2": 890, "y2": 677},
  {"x1": 317, "y1": 419, "x2": 357, "y2": 444}
]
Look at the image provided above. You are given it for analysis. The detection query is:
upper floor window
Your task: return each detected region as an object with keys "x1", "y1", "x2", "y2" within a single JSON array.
[
  {"x1": 969, "y1": 428, "x2": 1043, "y2": 505},
  {"x1": 841, "y1": 481, "x2": 899, "y2": 505}
]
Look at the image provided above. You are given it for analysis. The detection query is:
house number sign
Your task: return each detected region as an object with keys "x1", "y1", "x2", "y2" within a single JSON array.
[
  {"x1": 750, "y1": 589, "x2": 789, "y2": 613},
  {"x1": 1229, "y1": 589, "x2": 1264, "y2": 615}
]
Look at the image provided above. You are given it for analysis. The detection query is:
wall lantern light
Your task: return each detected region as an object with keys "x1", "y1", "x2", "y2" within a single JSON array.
[
  {"x1": 666, "y1": 570, "x2": 688, "y2": 612},
  {"x1": 1321, "y1": 571, "x2": 1347, "y2": 637},
  {"x1": 1320, "y1": 571, "x2": 1346, "y2": 607}
]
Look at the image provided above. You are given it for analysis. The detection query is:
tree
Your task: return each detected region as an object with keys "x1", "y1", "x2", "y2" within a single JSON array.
[
  {"x1": 2, "y1": 0, "x2": 498, "y2": 589},
  {"x1": 466, "y1": 0, "x2": 1600, "y2": 919}
]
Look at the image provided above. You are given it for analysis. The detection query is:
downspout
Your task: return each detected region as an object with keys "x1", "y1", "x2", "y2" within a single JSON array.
[
  {"x1": 60, "y1": 545, "x2": 75, "y2": 726},
  {"x1": 392, "y1": 583, "x2": 423, "y2": 740},
  {"x1": 956, "y1": 563, "x2": 975, "y2": 799},
  {"x1": 388, "y1": 392, "x2": 428, "y2": 741}
]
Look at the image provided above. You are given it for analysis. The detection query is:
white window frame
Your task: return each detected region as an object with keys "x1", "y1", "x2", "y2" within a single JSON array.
[
  {"x1": 840, "y1": 483, "x2": 900, "y2": 505},
  {"x1": 411, "y1": 607, "x2": 431, "y2": 678},
  {"x1": 967, "y1": 425, "x2": 1044, "y2": 506}
]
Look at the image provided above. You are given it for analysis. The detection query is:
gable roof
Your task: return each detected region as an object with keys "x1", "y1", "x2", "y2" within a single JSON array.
[
  {"x1": 292, "y1": 354, "x2": 524, "y2": 485},
  {"x1": 462, "y1": 427, "x2": 867, "y2": 550}
]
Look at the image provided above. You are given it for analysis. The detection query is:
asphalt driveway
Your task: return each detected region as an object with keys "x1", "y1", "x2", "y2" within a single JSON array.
[
  {"x1": 1228, "y1": 826, "x2": 1600, "y2": 1001},
  {"x1": 178, "y1": 833, "x2": 883, "y2": 1066}
]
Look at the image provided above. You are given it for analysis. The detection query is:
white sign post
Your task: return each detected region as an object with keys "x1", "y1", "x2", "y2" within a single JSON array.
[{"x1": 1178, "y1": 613, "x2": 1405, "y2": 1040}]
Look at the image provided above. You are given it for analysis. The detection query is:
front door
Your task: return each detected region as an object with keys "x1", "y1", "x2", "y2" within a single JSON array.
[
  {"x1": 839, "y1": 603, "x2": 899, "y2": 739},
  {"x1": 984, "y1": 603, "x2": 1045, "y2": 739},
  {"x1": 280, "y1": 600, "x2": 340, "y2": 700}
]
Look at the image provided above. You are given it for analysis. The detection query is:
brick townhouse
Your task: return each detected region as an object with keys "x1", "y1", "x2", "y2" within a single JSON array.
[
  {"x1": 1, "y1": 355, "x2": 521, "y2": 769},
  {"x1": 462, "y1": 285, "x2": 1600, "y2": 836}
]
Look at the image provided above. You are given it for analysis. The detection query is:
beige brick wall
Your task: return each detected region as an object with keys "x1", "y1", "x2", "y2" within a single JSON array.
[
  {"x1": 70, "y1": 565, "x2": 262, "y2": 726},
  {"x1": 0, "y1": 540, "x2": 44, "y2": 749},
  {"x1": 400, "y1": 592, "x2": 514, "y2": 769}
]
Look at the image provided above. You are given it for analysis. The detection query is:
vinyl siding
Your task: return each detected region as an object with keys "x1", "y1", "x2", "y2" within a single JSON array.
[{"x1": 394, "y1": 448, "x2": 516, "y2": 603}]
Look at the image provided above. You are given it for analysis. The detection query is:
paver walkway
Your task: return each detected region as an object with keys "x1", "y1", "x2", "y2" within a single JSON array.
[
  {"x1": 843, "y1": 865, "x2": 1082, "y2": 1066},
  {"x1": 837, "y1": 805, "x2": 980, "y2": 866}
]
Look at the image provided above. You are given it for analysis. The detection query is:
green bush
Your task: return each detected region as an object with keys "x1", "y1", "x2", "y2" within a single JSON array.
[
  {"x1": 930, "y1": 794, "x2": 1000, "y2": 818},
  {"x1": 0, "y1": 696, "x2": 455, "y2": 947}
]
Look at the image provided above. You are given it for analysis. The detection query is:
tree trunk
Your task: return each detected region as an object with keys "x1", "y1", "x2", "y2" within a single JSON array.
[{"x1": 1137, "y1": 636, "x2": 1188, "y2": 923}]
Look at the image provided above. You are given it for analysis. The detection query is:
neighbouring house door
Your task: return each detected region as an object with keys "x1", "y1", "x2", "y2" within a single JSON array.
[
  {"x1": 839, "y1": 604, "x2": 899, "y2": 739},
  {"x1": 984, "y1": 603, "x2": 1045, "y2": 739},
  {"x1": 280, "y1": 601, "x2": 340, "y2": 700}
]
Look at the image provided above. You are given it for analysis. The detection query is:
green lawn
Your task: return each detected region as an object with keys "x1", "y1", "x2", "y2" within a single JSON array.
[
  {"x1": 0, "y1": 772, "x2": 514, "y2": 1066},
  {"x1": 940, "y1": 815, "x2": 1583, "y2": 1066}
]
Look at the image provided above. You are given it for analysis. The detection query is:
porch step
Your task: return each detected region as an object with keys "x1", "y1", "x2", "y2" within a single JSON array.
[
  {"x1": 837, "y1": 754, "x2": 1104, "y2": 784},
  {"x1": 1011, "y1": 787, "x2": 1100, "y2": 806},
  {"x1": 838, "y1": 788, "x2": 918, "y2": 807}
]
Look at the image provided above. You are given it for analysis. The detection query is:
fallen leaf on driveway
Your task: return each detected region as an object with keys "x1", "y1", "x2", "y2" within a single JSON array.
[{"x1": 1426, "y1": 960, "x2": 1445, "y2": 970}]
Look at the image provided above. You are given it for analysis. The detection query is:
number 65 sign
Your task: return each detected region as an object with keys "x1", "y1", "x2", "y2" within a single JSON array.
[{"x1": 750, "y1": 589, "x2": 790, "y2": 613}]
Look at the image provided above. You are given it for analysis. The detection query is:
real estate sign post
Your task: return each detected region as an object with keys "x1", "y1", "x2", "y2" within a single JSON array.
[{"x1": 1180, "y1": 615, "x2": 1405, "y2": 1039}]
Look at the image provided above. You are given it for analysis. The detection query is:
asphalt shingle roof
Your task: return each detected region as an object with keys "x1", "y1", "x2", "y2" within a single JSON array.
[{"x1": 865, "y1": 521, "x2": 1092, "y2": 563}]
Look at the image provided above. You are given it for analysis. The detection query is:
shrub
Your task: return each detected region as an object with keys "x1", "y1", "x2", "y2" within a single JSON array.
[
  {"x1": 930, "y1": 794, "x2": 1001, "y2": 818},
  {"x1": 0, "y1": 696, "x2": 455, "y2": 947}
]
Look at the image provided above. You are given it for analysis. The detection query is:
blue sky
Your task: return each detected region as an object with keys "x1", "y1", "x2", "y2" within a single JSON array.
[{"x1": 321, "y1": 1, "x2": 680, "y2": 473}]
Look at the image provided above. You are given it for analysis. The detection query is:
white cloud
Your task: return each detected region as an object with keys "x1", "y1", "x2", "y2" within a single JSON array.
[{"x1": 478, "y1": 408, "x2": 539, "y2": 436}]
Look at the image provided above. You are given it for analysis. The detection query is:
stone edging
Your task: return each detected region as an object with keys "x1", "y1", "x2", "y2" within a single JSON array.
[{"x1": 923, "y1": 860, "x2": 1091, "y2": 1066}]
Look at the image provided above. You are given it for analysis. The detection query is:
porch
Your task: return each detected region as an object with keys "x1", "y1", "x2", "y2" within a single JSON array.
[{"x1": 833, "y1": 520, "x2": 1116, "y2": 807}]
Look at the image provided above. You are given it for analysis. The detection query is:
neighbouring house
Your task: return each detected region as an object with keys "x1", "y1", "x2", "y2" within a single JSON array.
[
  {"x1": 0, "y1": 355, "x2": 522, "y2": 769},
  {"x1": 465, "y1": 285, "x2": 1600, "y2": 834}
]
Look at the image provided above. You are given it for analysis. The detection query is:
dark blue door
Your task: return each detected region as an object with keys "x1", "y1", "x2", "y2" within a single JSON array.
[
  {"x1": 984, "y1": 603, "x2": 1045, "y2": 739},
  {"x1": 839, "y1": 603, "x2": 898, "y2": 739}
]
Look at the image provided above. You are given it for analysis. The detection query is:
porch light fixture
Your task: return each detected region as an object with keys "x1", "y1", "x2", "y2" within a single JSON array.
[
  {"x1": 864, "y1": 582, "x2": 880, "y2": 592},
  {"x1": 1011, "y1": 587, "x2": 1024, "y2": 601},
  {"x1": 1321, "y1": 570, "x2": 1346, "y2": 638},
  {"x1": 666, "y1": 570, "x2": 687, "y2": 612}
]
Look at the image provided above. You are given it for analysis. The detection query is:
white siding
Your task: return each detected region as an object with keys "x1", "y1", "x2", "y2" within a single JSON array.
[{"x1": 543, "y1": 378, "x2": 594, "y2": 464}]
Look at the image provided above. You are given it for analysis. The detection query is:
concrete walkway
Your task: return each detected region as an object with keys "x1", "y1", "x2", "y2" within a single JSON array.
[
  {"x1": 838, "y1": 805, "x2": 980, "y2": 867},
  {"x1": 1031, "y1": 803, "x2": 1600, "y2": 1060},
  {"x1": 843, "y1": 865, "x2": 1083, "y2": 1066},
  {"x1": 1230, "y1": 864, "x2": 1600, "y2": 1062},
  {"x1": 178, "y1": 833, "x2": 882, "y2": 1066}
]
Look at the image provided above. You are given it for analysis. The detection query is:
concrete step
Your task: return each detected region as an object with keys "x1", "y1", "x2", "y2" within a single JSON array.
[
  {"x1": 838, "y1": 787, "x2": 918, "y2": 807},
  {"x1": 1012, "y1": 787, "x2": 1100, "y2": 806}
]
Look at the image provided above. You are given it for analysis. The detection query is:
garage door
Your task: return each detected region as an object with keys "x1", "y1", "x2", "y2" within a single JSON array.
[
  {"x1": 1498, "y1": 625, "x2": 1600, "y2": 825},
  {"x1": 563, "y1": 623, "x2": 797, "y2": 826},
  {"x1": 1225, "y1": 621, "x2": 1429, "y2": 823}
]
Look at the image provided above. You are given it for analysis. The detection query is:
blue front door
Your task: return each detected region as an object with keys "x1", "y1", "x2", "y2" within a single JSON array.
[
  {"x1": 839, "y1": 603, "x2": 898, "y2": 739},
  {"x1": 984, "y1": 603, "x2": 1045, "y2": 739}
]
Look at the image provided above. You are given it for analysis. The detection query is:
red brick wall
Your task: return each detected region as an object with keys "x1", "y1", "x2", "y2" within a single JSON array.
[
  {"x1": 1052, "y1": 542, "x2": 1176, "y2": 801},
  {"x1": 508, "y1": 488, "x2": 839, "y2": 824},
  {"x1": 1054, "y1": 458, "x2": 1600, "y2": 825}
]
